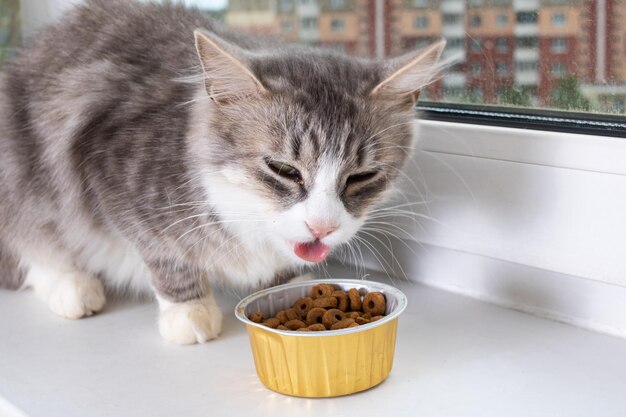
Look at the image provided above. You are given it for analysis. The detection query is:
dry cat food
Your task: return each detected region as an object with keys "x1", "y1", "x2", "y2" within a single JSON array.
[{"x1": 248, "y1": 283, "x2": 387, "y2": 331}]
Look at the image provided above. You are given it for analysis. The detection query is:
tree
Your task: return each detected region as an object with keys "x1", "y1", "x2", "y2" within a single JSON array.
[
  {"x1": 549, "y1": 75, "x2": 591, "y2": 111},
  {"x1": 498, "y1": 85, "x2": 533, "y2": 107}
]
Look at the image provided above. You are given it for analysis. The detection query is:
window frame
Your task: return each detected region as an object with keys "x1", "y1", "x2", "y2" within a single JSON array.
[{"x1": 417, "y1": 102, "x2": 626, "y2": 138}]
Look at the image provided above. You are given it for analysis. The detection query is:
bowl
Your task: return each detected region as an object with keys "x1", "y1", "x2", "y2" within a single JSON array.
[{"x1": 234, "y1": 279, "x2": 408, "y2": 398}]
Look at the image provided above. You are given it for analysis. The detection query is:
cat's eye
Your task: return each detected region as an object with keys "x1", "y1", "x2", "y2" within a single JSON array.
[
  {"x1": 266, "y1": 160, "x2": 303, "y2": 184},
  {"x1": 346, "y1": 170, "x2": 378, "y2": 186}
]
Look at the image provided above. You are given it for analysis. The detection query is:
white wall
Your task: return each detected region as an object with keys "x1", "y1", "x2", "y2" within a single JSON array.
[{"x1": 343, "y1": 120, "x2": 626, "y2": 338}]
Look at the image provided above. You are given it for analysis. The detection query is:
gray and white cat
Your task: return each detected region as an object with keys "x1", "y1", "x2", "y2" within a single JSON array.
[{"x1": 0, "y1": 0, "x2": 445, "y2": 344}]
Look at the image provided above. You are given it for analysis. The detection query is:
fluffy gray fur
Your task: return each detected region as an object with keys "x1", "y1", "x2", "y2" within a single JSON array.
[{"x1": 0, "y1": 0, "x2": 444, "y2": 340}]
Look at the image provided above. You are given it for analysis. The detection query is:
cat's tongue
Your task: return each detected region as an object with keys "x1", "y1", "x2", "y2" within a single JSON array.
[{"x1": 294, "y1": 240, "x2": 330, "y2": 263}]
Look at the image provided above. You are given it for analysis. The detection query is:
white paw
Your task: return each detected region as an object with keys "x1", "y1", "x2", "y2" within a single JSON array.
[
  {"x1": 47, "y1": 274, "x2": 106, "y2": 319},
  {"x1": 158, "y1": 297, "x2": 223, "y2": 345}
]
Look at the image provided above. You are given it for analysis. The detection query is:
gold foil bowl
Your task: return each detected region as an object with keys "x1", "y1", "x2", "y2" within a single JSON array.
[{"x1": 235, "y1": 279, "x2": 408, "y2": 398}]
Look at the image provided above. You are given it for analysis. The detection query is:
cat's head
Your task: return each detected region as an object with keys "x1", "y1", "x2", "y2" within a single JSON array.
[{"x1": 190, "y1": 30, "x2": 445, "y2": 265}]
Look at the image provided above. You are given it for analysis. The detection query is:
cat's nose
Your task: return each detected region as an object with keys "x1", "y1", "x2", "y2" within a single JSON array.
[{"x1": 306, "y1": 221, "x2": 338, "y2": 240}]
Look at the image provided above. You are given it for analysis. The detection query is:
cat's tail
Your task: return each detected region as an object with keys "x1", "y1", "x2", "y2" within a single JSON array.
[{"x1": 0, "y1": 240, "x2": 25, "y2": 290}]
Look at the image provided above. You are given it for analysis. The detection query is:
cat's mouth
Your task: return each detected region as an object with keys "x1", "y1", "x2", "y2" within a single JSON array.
[{"x1": 293, "y1": 240, "x2": 330, "y2": 263}]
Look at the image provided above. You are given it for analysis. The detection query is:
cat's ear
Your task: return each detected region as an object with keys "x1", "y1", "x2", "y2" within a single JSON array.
[
  {"x1": 194, "y1": 29, "x2": 266, "y2": 104},
  {"x1": 370, "y1": 39, "x2": 446, "y2": 106}
]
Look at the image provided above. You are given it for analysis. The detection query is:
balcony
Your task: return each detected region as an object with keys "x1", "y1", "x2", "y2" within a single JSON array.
[
  {"x1": 515, "y1": 70, "x2": 539, "y2": 85},
  {"x1": 296, "y1": 2, "x2": 319, "y2": 16},
  {"x1": 513, "y1": 0, "x2": 539, "y2": 11},
  {"x1": 514, "y1": 24, "x2": 539, "y2": 37},
  {"x1": 442, "y1": 24, "x2": 465, "y2": 38},
  {"x1": 443, "y1": 72, "x2": 467, "y2": 87},
  {"x1": 514, "y1": 48, "x2": 539, "y2": 61},
  {"x1": 440, "y1": 0, "x2": 465, "y2": 14}
]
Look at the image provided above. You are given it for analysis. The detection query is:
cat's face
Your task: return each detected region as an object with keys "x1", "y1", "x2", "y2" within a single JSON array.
[{"x1": 193, "y1": 31, "x2": 445, "y2": 265}]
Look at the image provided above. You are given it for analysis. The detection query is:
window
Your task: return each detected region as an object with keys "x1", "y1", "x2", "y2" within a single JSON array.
[
  {"x1": 516, "y1": 36, "x2": 538, "y2": 48},
  {"x1": 551, "y1": 12, "x2": 566, "y2": 27},
  {"x1": 329, "y1": 0, "x2": 345, "y2": 10},
  {"x1": 470, "y1": 86, "x2": 484, "y2": 99},
  {"x1": 469, "y1": 38, "x2": 482, "y2": 52},
  {"x1": 447, "y1": 38, "x2": 464, "y2": 48},
  {"x1": 301, "y1": 17, "x2": 317, "y2": 29},
  {"x1": 496, "y1": 37, "x2": 508, "y2": 53},
  {"x1": 496, "y1": 61, "x2": 508, "y2": 76},
  {"x1": 551, "y1": 62, "x2": 566, "y2": 77},
  {"x1": 331, "y1": 18, "x2": 345, "y2": 32},
  {"x1": 414, "y1": 15, "x2": 429, "y2": 29},
  {"x1": 551, "y1": 38, "x2": 567, "y2": 53},
  {"x1": 194, "y1": 0, "x2": 626, "y2": 117},
  {"x1": 153, "y1": 0, "x2": 626, "y2": 118},
  {"x1": 516, "y1": 11, "x2": 538, "y2": 24},
  {"x1": 281, "y1": 20, "x2": 293, "y2": 32},
  {"x1": 516, "y1": 61, "x2": 538, "y2": 71},
  {"x1": 443, "y1": 14, "x2": 461, "y2": 25},
  {"x1": 278, "y1": 0, "x2": 293, "y2": 12},
  {"x1": 496, "y1": 14, "x2": 508, "y2": 27},
  {"x1": 469, "y1": 14, "x2": 482, "y2": 27}
]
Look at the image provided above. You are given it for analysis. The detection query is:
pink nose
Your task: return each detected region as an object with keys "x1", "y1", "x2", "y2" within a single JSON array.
[{"x1": 306, "y1": 221, "x2": 338, "y2": 240}]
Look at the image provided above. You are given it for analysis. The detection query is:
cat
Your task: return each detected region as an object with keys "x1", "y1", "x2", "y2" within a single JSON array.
[{"x1": 0, "y1": 0, "x2": 445, "y2": 344}]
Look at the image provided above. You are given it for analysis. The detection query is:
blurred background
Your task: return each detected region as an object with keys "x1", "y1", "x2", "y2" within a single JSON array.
[{"x1": 2, "y1": 0, "x2": 625, "y2": 113}]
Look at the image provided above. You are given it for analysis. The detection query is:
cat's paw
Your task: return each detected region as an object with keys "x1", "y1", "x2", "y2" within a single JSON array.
[
  {"x1": 158, "y1": 297, "x2": 223, "y2": 345},
  {"x1": 46, "y1": 273, "x2": 106, "y2": 319}
]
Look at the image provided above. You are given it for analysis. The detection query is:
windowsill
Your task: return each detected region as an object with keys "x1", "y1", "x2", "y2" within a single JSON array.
[{"x1": 2, "y1": 264, "x2": 626, "y2": 417}]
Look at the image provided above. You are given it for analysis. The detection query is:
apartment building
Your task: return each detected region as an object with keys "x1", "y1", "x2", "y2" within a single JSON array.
[
  {"x1": 226, "y1": 0, "x2": 280, "y2": 35},
  {"x1": 225, "y1": 0, "x2": 626, "y2": 111}
]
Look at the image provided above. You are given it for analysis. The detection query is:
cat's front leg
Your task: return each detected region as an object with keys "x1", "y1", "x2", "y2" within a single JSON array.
[{"x1": 148, "y1": 261, "x2": 223, "y2": 345}]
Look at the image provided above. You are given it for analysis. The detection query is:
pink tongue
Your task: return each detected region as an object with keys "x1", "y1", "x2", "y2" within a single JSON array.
[{"x1": 294, "y1": 240, "x2": 330, "y2": 263}]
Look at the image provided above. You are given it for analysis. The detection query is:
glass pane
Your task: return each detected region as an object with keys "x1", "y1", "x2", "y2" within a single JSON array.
[
  {"x1": 181, "y1": 0, "x2": 626, "y2": 117},
  {"x1": 5, "y1": 1, "x2": 625, "y2": 117},
  {"x1": 0, "y1": 0, "x2": 20, "y2": 65}
]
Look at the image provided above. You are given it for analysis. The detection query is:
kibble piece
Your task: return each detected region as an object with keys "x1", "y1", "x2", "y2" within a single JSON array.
[
  {"x1": 249, "y1": 311, "x2": 264, "y2": 323},
  {"x1": 370, "y1": 315, "x2": 383, "y2": 322},
  {"x1": 285, "y1": 319, "x2": 307, "y2": 330},
  {"x1": 312, "y1": 296, "x2": 338, "y2": 309},
  {"x1": 261, "y1": 318, "x2": 281, "y2": 329},
  {"x1": 348, "y1": 322, "x2": 359, "y2": 328},
  {"x1": 362, "y1": 292, "x2": 386, "y2": 316},
  {"x1": 306, "y1": 307, "x2": 327, "y2": 326},
  {"x1": 348, "y1": 288, "x2": 362, "y2": 311},
  {"x1": 330, "y1": 318, "x2": 356, "y2": 330},
  {"x1": 311, "y1": 283, "x2": 335, "y2": 299},
  {"x1": 307, "y1": 323, "x2": 326, "y2": 331},
  {"x1": 275, "y1": 310, "x2": 288, "y2": 324},
  {"x1": 277, "y1": 325, "x2": 289, "y2": 330},
  {"x1": 322, "y1": 309, "x2": 346, "y2": 329},
  {"x1": 332, "y1": 290, "x2": 349, "y2": 312},
  {"x1": 276, "y1": 309, "x2": 300, "y2": 324},
  {"x1": 292, "y1": 297, "x2": 313, "y2": 318},
  {"x1": 296, "y1": 327, "x2": 310, "y2": 332},
  {"x1": 360, "y1": 312, "x2": 372, "y2": 320},
  {"x1": 355, "y1": 316, "x2": 370, "y2": 325},
  {"x1": 345, "y1": 311, "x2": 360, "y2": 319}
]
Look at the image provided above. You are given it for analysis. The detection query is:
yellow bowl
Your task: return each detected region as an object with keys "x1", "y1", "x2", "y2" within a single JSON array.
[{"x1": 235, "y1": 279, "x2": 408, "y2": 398}]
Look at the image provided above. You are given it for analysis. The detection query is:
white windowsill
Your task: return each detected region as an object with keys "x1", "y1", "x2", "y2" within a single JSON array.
[
  {"x1": 344, "y1": 119, "x2": 626, "y2": 340},
  {"x1": 1, "y1": 264, "x2": 626, "y2": 417}
]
